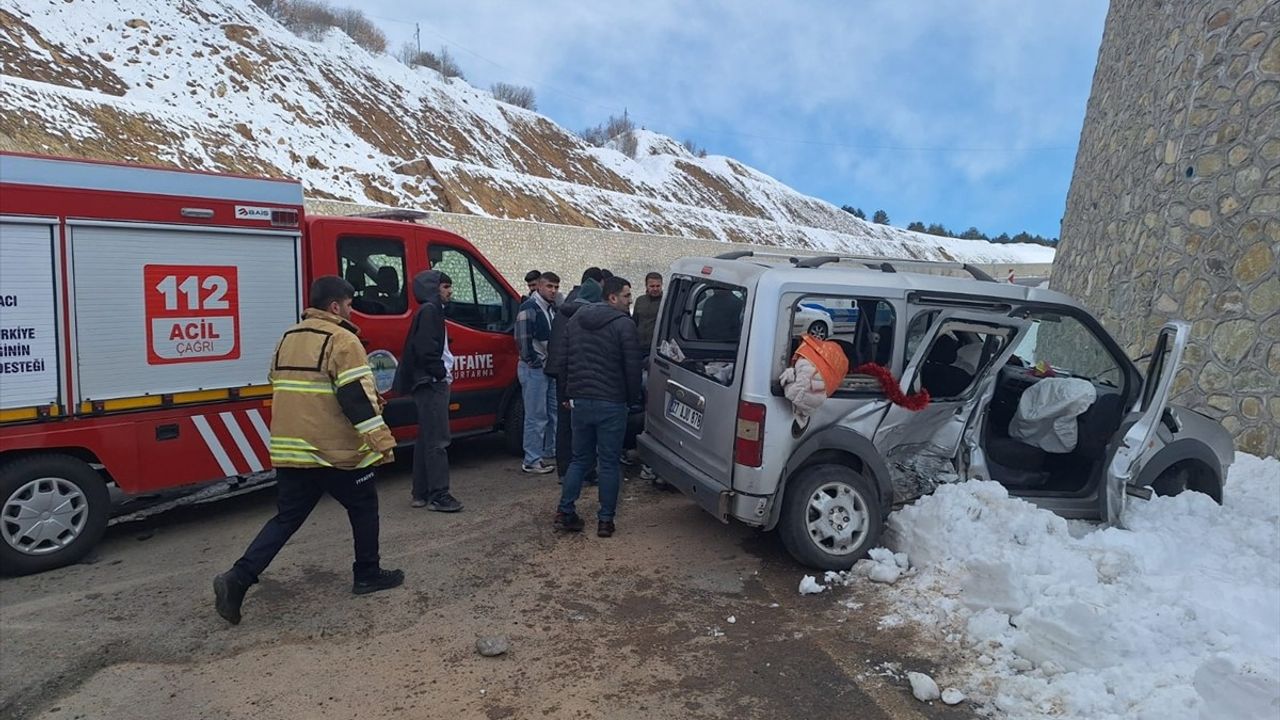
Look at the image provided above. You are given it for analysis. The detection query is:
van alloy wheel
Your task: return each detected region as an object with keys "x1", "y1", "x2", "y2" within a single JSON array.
[
  {"x1": 805, "y1": 482, "x2": 869, "y2": 556},
  {"x1": 2, "y1": 477, "x2": 89, "y2": 556}
]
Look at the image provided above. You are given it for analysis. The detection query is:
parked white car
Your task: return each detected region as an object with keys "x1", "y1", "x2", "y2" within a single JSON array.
[{"x1": 792, "y1": 304, "x2": 834, "y2": 339}]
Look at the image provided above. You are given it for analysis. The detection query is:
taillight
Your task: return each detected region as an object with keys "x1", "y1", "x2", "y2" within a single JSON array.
[{"x1": 734, "y1": 401, "x2": 766, "y2": 467}]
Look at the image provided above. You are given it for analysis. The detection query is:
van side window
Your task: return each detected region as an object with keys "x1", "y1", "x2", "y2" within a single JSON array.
[
  {"x1": 917, "y1": 322, "x2": 1016, "y2": 399},
  {"x1": 427, "y1": 246, "x2": 514, "y2": 332},
  {"x1": 658, "y1": 277, "x2": 746, "y2": 385},
  {"x1": 905, "y1": 310, "x2": 940, "y2": 360},
  {"x1": 790, "y1": 295, "x2": 897, "y2": 393},
  {"x1": 338, "y1": 236, "x2": 407, "y2": 316}
]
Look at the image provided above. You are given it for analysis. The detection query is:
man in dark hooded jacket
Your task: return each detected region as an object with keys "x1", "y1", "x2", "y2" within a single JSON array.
[
  {"x1": 544, "y1": 278, "x2": 602, "y2": 482},
  {"x1": 564, "y1": 267, "x2": 604, "y2": 304},
  {"x1": 392, "y1": 270, "x2": 463, "y2": 513},
  {"x1": 552, "y1": 276, "x2": 642, "y2": 538}
]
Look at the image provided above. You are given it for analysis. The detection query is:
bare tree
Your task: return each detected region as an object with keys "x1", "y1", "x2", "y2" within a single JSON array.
[
  {"x1": 491, "y1": 82, "x2": 537, "y2": 110},
  {"x1": 436, "y1": 47, "x2": 464, "y2": 79},
  {"x1": 253, "y1": 0, "x2": 386, "y2": 53}
]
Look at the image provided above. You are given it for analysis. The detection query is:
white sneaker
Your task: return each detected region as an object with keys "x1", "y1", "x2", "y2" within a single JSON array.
[
  {"x1": 522, "y1": 460, "x2": 555, "y2": 475},
  {"x1": 639, "y1": 465, "x2": 657, "y2": 481}
]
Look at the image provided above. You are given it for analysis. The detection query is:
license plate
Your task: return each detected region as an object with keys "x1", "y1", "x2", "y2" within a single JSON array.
[{"x1": 667, "y1": 396, "x2": 703, "y2": 431}]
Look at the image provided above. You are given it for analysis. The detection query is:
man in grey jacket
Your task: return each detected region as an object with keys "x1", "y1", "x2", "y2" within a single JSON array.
[{"x1": 552, "y1": 276, "x2": 642, "y2": 538}]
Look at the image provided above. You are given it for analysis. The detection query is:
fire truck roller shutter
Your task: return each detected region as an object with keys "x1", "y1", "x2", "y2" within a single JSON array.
[
  {"x1": 67, "y1": 222, "x2": 301, "y2": 404},
  {"x1": 0, "y1": 219, "x2": 61, "y2": 415}
]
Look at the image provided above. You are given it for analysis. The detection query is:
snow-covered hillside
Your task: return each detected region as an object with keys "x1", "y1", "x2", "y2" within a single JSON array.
[{"x1": 0, "y1": 0, "x2": 1053, "y2": 264}]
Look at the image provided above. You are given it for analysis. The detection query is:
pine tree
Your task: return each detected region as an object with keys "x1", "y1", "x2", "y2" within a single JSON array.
[{"x1": 872, "y1": 209, "x2": 889, "y2": 224}]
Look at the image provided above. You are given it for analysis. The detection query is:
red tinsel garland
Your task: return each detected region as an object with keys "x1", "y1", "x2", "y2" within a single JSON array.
[{"x1": 853, "y1": 363, "x2": 931, "y2": 411}]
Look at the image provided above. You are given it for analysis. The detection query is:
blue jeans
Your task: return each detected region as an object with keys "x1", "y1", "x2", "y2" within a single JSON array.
[
  {"x1": 518, "y1": 361, "x2": 557, "y2": 465},
  {"x1": 558, "y1": 399, "x2": 627, "y2": 521}
]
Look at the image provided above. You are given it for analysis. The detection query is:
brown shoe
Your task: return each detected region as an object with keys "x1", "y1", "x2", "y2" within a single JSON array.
[
  {"x1": 597, "y1": 520, "x2": 615, "y2": 538},
  {"x1": 554, "y1": 512, "x2": 584, "y2": 533}
]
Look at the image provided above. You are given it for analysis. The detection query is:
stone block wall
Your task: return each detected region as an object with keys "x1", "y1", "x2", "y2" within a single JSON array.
[
  {"x1": 306, "y1": 199, "x2": 1052, "y2": 292},
  {"x1": 1056, "y1": 0, "x2": 1280, "y2": 458}
]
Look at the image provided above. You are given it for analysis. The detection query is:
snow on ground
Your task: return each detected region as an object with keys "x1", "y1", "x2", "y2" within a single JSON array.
[{"x1": 812, "y1": 453, "x2": 1280, "y2": 719}]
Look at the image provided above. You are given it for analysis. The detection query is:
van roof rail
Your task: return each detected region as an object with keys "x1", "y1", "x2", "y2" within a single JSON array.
[
  {"x1": 712, "y1": 251, "x2": 995, "y2": 282},
  {"x1": 791, "y1": 254, "x2": 996, "y2": 282},
  {"x1": 714, "y1": 250, "x2": 807, "y2": 263}
]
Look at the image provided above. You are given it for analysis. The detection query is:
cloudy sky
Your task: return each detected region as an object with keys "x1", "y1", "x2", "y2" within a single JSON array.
[{"x1": 360, "y1": 1, "x2": 1110, "y2": 239}]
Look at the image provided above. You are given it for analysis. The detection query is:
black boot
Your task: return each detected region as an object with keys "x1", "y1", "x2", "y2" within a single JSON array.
[
  {"x1": 213, "y1": 571, "x2": 251, "y2": 625},
  {"x1": 353, "y1": 568, "x2": 405, "y2": 595}
]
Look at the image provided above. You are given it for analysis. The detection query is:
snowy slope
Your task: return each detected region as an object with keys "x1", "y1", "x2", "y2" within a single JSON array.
[
  {"x1": 0, "y1": 0, "x2": 1052, "y2": 264},
  {"x1": 812, "y1": 454, "x2": 1280, "y2": 719}
]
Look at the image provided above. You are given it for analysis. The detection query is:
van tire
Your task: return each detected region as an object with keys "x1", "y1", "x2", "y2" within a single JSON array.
[
  {"x1": 778, "y1": 464, "x2": 882, "y2": 571},
  {"x1": 0, "y1": 454, "x2": 110, "y2": 576},
  {"x1": 502, "y1": 394, "x2": 525, "y2": 457}
]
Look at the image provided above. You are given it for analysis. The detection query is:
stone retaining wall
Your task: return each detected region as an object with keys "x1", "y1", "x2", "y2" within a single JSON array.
[
  {"x1": 1055, "y1": 0, "x2": 1279, "y2": 458},
  {"x1": 306, "y1": 199, "x2": 1052, "y2": 290}
]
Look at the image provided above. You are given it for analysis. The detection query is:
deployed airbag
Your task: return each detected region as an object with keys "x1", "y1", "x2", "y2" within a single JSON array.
[{"x1": 1008, "y1": 377, "x2": 1097, "y2": 453}]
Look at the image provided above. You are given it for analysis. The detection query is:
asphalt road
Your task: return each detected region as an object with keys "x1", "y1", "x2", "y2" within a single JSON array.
[{"x1": 0, "y1": 435, "x2": 972, "y2": 720}]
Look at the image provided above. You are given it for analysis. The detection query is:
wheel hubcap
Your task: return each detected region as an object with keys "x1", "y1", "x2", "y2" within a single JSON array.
[
  {"x1": 806, "y1": 482, "x2": 868, "y2": 556},
  {"x1": 809, "y1": 322, "x2": 828, "y2": 339},
  {"x1": 2, "y1": 477, "x2": 89, "y2": 556}
]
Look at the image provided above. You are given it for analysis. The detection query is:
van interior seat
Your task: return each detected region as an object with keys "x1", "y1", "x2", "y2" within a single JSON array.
[{"x1": 920, "y1": 334, "x2": 974, "y2": 398}]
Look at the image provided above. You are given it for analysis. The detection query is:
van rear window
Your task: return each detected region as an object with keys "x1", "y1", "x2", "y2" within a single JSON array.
[{"x1": 657, "y1": 277, "x2": 746, "y2": 385}]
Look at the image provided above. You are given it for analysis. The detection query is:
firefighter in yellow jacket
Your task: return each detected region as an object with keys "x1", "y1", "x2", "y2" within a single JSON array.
[{"x1": 214, "y1": 276, "x2": 403, "y2": 625}]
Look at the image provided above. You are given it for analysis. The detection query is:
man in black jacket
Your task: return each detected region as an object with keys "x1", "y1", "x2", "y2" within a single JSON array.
[
  {"x1": 544, "y1": 278, "x2": 602, "y2": 483},
  {"x1": 552, "y1": 276, "x2": 642, "y2": 538},
  {"x1": 392, "y1": 270, "x2": 463, "y2": 513}
]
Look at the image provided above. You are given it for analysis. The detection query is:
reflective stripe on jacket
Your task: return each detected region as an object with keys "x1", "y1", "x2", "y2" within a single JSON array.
[{"x1": 268, "y1": 309, "x2": 395, "y2": 469}]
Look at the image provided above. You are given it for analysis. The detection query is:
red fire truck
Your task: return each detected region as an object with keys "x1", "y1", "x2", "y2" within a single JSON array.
[{"x1": 0, "y1": 152, "x2": 525, "y2": 575}]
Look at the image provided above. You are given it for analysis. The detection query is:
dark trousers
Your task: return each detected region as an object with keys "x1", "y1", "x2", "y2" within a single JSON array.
[
  {"x1": 555, "y1": 393, "x2": 597, "y2": 483},
  {"x1": 412, "y1": 381, "x2": 452, "y2": 501},
  {"x1": 233, "y1": 466, "x2": 380, "y2": 582},
  {"x1": 558, "y1": 399, "x2": 628, "y2": 521}
]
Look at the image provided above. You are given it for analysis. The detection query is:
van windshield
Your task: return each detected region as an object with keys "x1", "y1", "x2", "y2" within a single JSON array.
[{"x1": 657, "y1": 276, "x2": 746, "y2": 385}]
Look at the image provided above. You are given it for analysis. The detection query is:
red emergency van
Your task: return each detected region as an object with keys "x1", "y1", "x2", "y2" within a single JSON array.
[{"x1": 0, "y1": 152, "x2": 524, "y2": 574}]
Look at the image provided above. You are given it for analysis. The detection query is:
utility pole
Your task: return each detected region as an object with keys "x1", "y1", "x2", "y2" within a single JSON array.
[{"x1": 415, "y1": 23, "x2": 421, "y2": 54}]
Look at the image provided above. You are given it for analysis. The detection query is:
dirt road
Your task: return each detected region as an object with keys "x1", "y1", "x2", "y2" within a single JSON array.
[{"x1": 0, "y1": 436, "x2": 970, "y2": 719}]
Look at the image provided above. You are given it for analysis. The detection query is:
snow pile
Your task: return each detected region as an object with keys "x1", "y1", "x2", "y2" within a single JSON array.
[
  {"x1": 872, "y1": 453, "x2": 1280, "y2": 719},
  {"x1": 799, "y1": 575, "x2": 828, "y2": 595}
]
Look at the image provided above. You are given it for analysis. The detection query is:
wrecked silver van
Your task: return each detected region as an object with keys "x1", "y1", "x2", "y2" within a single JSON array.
[{"x1": 638, "y1": 253, "x2": 1234, "y2": 570}]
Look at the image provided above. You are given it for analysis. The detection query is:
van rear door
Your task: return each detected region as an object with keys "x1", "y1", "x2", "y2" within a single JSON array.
[{"x1": 643, "y1": 271, "x2": 751, "y2": 512}]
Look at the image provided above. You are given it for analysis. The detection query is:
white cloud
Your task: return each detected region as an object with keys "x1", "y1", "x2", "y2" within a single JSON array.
[{"x1": 360, "y1": 0, "x2": 1108, "y2": 235}]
